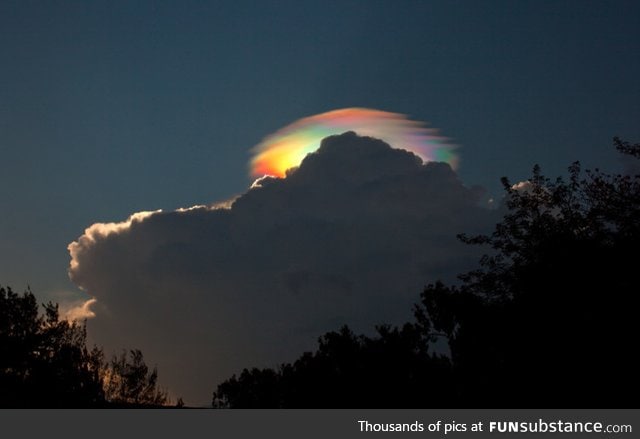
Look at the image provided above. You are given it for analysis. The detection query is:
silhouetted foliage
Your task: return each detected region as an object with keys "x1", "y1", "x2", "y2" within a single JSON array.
[
  {"x1": 416, "y1": 138, "x2": 639, "y2": 405},
  {"x1": 212, "y1": 138, "x2": 639, "y2": 407},
  {"x1": 0, "y1": 286, "x2": 169, "y2": 407},
  {"x1": 0, "y1": 286, "x2": 104, "y2": 407},
  {"x1": 103, "y1": 349, "x2": 168, "y2": 406},
  {"x1": 213, "y1": 324, "x2": 453, "y2": 408}
]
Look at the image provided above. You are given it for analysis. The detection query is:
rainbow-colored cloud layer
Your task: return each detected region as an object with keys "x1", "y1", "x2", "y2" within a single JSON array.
[{"x1": 250, "y1": 108, "x2": 457, "y2": 178}]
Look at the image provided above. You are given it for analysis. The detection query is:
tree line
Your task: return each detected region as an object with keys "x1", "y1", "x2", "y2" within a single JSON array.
[
  {"x1": 0, "y1": 286, "x2": 171, "y2": 408},
  {"x1": 212, "y1": 138, "x2": 639, "y2": 407}
]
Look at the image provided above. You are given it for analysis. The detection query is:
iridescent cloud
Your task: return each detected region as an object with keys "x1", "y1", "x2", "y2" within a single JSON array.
[{"x1": 250, "y1": 108, "x2": 457, "y2": 178}]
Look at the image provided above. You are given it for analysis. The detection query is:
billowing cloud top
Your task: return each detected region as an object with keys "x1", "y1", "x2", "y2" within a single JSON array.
[
  {"x1": 68, "y1": 132, "x2": 491, "y2": 405},
  {"x1": 250, "y1": 108, "x2": 457, "y2": 178}
]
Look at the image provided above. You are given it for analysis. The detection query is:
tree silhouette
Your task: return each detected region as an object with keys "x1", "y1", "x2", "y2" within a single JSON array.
[
  {"x1": 213, "y1": 324, "x2": 453, "y2": 408},
  {"x1": 0, "y1": 286, "x2": 169, "y2": 407},
  {"x1": 416, "y1": 138, "x2": 639, "y2": 405},
  {"x1": 0, "y1": 287, "x2": 104, "y2": 407},
  {"x1": 102, "y1": 349, "x2": 168, "y2": 407},
  {"x1": 212, "y1": 138, "x2": 639, "y2": 408}
]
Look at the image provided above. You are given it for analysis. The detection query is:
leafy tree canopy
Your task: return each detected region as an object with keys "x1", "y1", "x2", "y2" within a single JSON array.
[
  {"x1": 0, "y1": 286, "x2": 169, "y2": 408},
  {"x1": 212, "y1": 324, "x2": 453, "y2": 408},
  {"x1": 416, "y1": 138, "x2": 639, "y2": 405},
  {"x1": 1, "y1": 286, "x2": 103, "y2": 407}
]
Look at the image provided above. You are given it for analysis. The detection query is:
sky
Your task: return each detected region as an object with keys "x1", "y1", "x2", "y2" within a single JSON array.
[{"x1": 1, "y1": 1, "x2": 639, "y2": 404}]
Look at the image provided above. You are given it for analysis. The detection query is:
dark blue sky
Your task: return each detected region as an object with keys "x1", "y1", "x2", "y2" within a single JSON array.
[{"x1": 1, "y1": 0, "x2": 639, "y2": 300}]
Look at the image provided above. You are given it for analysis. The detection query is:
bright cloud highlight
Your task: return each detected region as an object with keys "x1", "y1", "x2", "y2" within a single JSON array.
[
  {"x1": 67, "y1": 132, "x2": 491, "y2": 405},
  {"x1": 250, "y1": 108, "x2": 457, "y2": 178}
]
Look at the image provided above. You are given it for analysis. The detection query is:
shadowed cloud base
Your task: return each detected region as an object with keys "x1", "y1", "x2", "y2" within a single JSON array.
[{"x1": 68, "y1": 132, "x2": 495, "y2": 404}]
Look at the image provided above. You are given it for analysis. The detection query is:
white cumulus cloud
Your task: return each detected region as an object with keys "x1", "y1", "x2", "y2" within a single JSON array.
[{"x1": 67, "y1": 132, "x2": 496, "y2": 405}]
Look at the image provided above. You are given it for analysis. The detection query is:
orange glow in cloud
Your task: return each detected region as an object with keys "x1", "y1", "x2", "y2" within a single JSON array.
[{"x1": 250, "y1": 108, "x2": 457, "y2": 178}]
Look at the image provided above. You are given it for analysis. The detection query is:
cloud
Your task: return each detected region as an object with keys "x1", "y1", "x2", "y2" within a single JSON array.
[
  {"x1": 67, "y1": 132, "x2": 495, "y2": 405},
  {"x1": 249, "y1": 108, "x2": 457, "y2": 178},
  {"x1": 60, "y1": 298, "x2": 97, "y2": 321}
]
